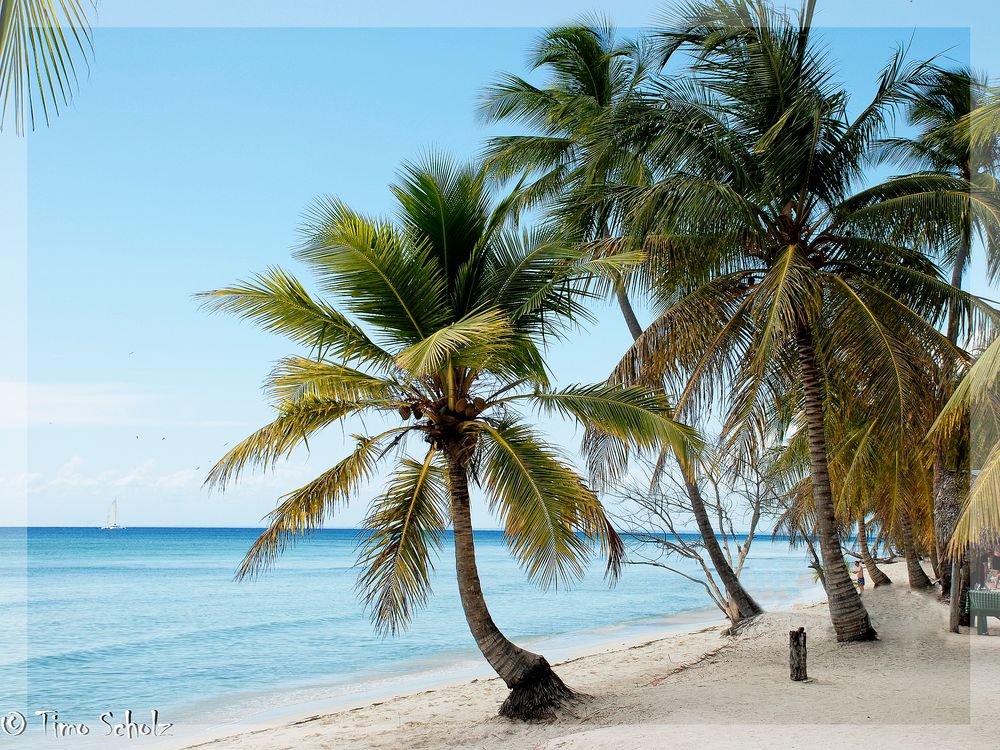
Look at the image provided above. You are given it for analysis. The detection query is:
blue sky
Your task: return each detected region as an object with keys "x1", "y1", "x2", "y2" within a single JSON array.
[{"x1": 1, "y1": 1, "x2": 997, "y2": 527}]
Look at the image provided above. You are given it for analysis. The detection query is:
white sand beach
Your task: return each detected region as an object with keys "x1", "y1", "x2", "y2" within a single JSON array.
[{"x1": 183, "y1": 561, "x2": 999, "y2": 750}]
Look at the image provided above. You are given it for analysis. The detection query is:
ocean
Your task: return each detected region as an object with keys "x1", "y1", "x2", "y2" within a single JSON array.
[{"x1": 0, "y1": 527, "x2": 822, "y2": 746}]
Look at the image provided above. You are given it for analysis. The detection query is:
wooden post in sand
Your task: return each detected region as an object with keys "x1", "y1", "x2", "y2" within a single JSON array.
[{"x1": 789, "y1": 627, "x2": 807, "y2": 681}]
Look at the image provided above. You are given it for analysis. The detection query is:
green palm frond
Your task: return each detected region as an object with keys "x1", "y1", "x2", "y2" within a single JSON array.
[
  {"x1": 950, "y1": 441, "x2": 1000, "y2": 553},
  {"x1": 395, "y1": 308, "x2": 514, "y2": 376},
  {"x1": 266, "y1": 357, "x2": 405, "y2": 404},
  {"x1": 478, "y1": 420, "x2": 620, "y2": 586},
  {"x1": 934, "y1": 334, "x2": 1000, "y2": 434},
  {"x1": 0, "y1": 0, "x2": 94, "y2": 134},
  {"x1": 206, "y1": 396, "x2": 393, "y2": 490},
  {"x1": 516, "y1": 383, "x2": 700, "y2": 457},
  {"x1": 236, "y1": 431, "x2": 399, "y2": 579},
  {"x1": 297, "y1": 198, "x2": 452, "y2": 345},
  {"x1": 198, "y1": 268, "x2": 394, "y2": 370},
  {"x1": 357, "y1": 447, "x2": 449, "y2": 635}
]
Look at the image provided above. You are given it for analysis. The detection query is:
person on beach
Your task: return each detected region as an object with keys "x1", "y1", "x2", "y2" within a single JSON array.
[{"x1": 854, "y1": 560, "x2": 865, "y2": 594}]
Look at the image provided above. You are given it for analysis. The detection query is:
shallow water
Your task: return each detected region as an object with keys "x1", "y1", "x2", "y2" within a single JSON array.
[{"x1": 0, "y1": 527, "x2": 821, "y2": 745}]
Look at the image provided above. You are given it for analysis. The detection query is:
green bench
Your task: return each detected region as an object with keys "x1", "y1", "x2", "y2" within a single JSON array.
[{"x1": 967, "y1": 590, "x2": 1000, "y2": 635}]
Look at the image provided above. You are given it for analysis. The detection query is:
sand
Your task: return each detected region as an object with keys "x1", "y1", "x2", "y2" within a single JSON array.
[{"x1": 184, "y1": 562, "x2": 999, "y2": 749}]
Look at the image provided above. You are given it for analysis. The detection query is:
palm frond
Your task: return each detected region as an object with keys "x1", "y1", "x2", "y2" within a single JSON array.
[
  {"x1": 395, "y1": 308, "x2": 514, "y2": 376},
  {"x1": 205, "y1": 396, "x2": 392, "y2": 490},
  {"x1": 236, "y1": 431, "x2": 399, "y2": 579},
  {"x1": 266, "y1": 357, "x2": 405, "y2": 404},
  {"x1": 0, "y1": 0, "x2": 94, "y2": 134},
  {"x1": 198, "y1": 267, "x2": 395, "y2": 370},
  {"x1": 516, "y1": 383, "x2": 701, "y2": 457},
  {"x1": 297, "y1": 198, "x2": 452, "y2": 345},
  {"x1": 356, "y1": 448, "x2": 449, "y2": 635},
  {"x1": 478, "y1": 420, "x2": 620, "y2": 586}
]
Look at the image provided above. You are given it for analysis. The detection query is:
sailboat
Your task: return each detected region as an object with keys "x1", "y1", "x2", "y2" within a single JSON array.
[{"x1": 101, "y1": 499, "x2": 126, "y2": 530}]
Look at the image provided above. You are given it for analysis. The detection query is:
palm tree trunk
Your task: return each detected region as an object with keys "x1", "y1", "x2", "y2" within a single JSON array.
[
  {"x1": 795, "y1": 324, "x2": 877, "y2": 641},
  {"x1": 613, "y1": 276, "x2": 644, "y2": 341},
  {"x1": 898, "y1": 509, "x2": 933, "y2": 590},
  {"x1": 614, "y1": 283, "x2": 762, "y2": 622},
  {"x1": 680, "y1": 461, "x2": 763, "y2": 620},
  {"x1": 445, "y1": 439, "x2": 575, "y2": 720},
  {"x1": 932, "y1": 453, "x2": 952, "y2": 596},
  {"x1": 857, "y1": 518, "x2": 891, "y2": 587},
  {"x1": 949, "y1": 555, "x2": 971, "y2": 631},
  {"x1": 940, "y1": 239, "x2": 972, "y2": 628}
]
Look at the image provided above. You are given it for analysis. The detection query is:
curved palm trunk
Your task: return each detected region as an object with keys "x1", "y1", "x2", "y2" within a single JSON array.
[
  {"x1": 796, "y1": 326, "x2": 877, "y2": 641},
  {"x1": 615, "y1": 284, "x2": 762, "y2": 622},
  {"x1": 680, "y1": 462, "x2": 763, "y2": 620},
  {"x1": 857, "y1": 518, "x2": 891, "y2": 587},
  {"x1": 613, "y1": 277, "x2": 644, "y2": 341},
  {"x1": 445, "y1": 440, "x2": 575, "y2": 720},
  {"x1": 899, "y1": 509, "x2": 933, "y2": 590}
]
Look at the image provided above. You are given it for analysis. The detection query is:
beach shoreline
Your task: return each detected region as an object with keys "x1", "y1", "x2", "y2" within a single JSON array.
[
  {"x1": 176, "y1": 561, "x2": 999, "y2": 750},
  {"x1": 159, "y1": 579, "x2": 821, "y2": 746},
  {"x1": 168, "y1": 603, "x2": 741, "y2": 749}
]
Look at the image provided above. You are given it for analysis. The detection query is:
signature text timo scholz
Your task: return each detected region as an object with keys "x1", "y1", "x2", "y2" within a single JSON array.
[{"x1": 1, "y1": 710, "x2": 172, "y2": 739}]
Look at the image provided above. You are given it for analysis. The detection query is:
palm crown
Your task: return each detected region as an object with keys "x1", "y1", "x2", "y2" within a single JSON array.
[
  {"x1": 614, "y1": 1, "x2": 992, "y2": 452},
  {"x1": 201, "y1": 156, "x2": 695, "y2": 638}
]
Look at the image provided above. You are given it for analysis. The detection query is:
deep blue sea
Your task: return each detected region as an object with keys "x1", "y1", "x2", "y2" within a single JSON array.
[{"x1": 0, "y1": 527, "x2": 821, "y2": 746}]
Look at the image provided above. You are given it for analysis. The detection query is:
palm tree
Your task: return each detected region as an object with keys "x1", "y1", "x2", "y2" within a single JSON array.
[
  {"x1": 883, "y1": 66, "x2": 1000, "y2": 625},
  {"x1": 478, "y1": 19, "x2": 653, "y2": 338},
  {"x1": 608, "y1": 0, "x2": 993, "y2": 641},
  {"x1": 201, "y1": 156, "x2": 696, "y2": 720},
  {"x1": 0, "y1": 0, "x2": 94, "y2": 134},
  {"x1": 480, "y1": 20, "x2": 763, "y2": 623}
]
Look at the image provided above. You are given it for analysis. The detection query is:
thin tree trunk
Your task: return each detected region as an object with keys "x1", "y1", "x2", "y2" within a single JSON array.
[
  {"x1": 680, "y1": 462, "x2": 763, "y2": 621},
  {"x1": 614, "y1": 283, "x2": 762, "y2": 622},
  {"x1": 803, "y1": 529, "x2": 825, "y2": 588},
  {"x1": 899, "y1": 509, "x2": 933, "y2": 590},
  {"x1": 949, "y1": 555, "x2": 972, "y2": 631},
  {"x1": 445, "y1": 440, "x2": 575, "y2": 720},
  {"x1": 857, "y1": 518, "x2": 891, "y2": 587},
  {"x1": 796, "y1": 325, "x2": 877, "y2": 641},
  {"x1": 613, "y1": 276, "x2": 644, "y2": 341},
  {"x1": 941, "y1": 235, "x2": 972, "y2": 628},
  {"x1": 932, "y1": 453, "x2": 952, "y2": 596}
]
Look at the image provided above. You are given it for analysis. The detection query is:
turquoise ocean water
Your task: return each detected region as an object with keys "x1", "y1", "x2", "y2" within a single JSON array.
[{"x1": 0, "y1": 528, "x2": 821, "y2": 746}]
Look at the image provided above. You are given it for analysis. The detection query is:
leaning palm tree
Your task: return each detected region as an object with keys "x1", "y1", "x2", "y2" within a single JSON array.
[
  {"x1": 607, "y1": 0, "x2": 994, "y2": 641},
  {"x1": 201, "y1": 156, "x2": 696, "y2": 720},
  {"x1": 480, "y1": 20, "x2": 763, "y2": 623},
  {"x1": 0, "y1": 0, "x2": 94, "y2": 134}
]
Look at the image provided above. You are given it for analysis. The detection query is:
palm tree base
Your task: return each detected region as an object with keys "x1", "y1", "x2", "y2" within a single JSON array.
[
  {"x1": 498, "y1": 659, "x2": 578, "y2": 721},
  {"x1": 834, "y1": 620, "x2": 879, "y2": 643}
]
